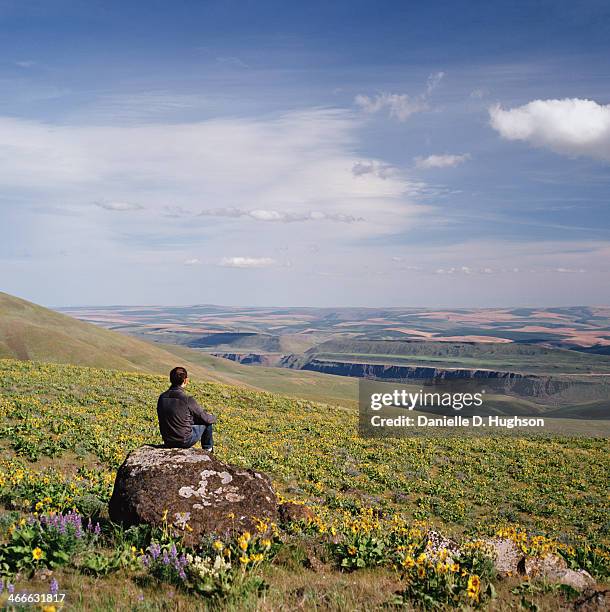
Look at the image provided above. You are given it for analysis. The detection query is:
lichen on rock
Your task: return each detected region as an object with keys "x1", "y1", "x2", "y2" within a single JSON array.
[{"x1": 109, "y1": 445, "x2": 278, "y2": 545}]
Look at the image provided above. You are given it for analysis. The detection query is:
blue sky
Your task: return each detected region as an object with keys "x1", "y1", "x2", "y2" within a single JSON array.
[{"x1": 1, "y1": 0, "x2": 609, "y2": 307}]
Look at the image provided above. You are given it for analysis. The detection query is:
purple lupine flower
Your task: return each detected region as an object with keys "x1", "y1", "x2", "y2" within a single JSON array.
[
  {"x1": 141, "y1": 555, "x2": 150, "y2": 567},
  {"x1": 87, "y1": 518, "x2": 93, "y2": 531},
  {"x1": 50, "y1": 578, "x2": 59, "y2": 595},
  {"x1": 94, "y1": 522, "x2": 101, "y2": 536},
  {"x1": 150, "y1": 543, "x2": 161, "y2": 560},
  {"x1": 162, "y1": 551, "x2": 170, "y2": 565},
  {"x1": 170, "y1": 544, "x2": 177, "y2": 558},
  {"x1": 178, "y1": 569, "x2": 187, "y2": 581},
  {"x1": 138, "y1": 594, "x2": 144, "y2": 602},
  {"x1": 8, "y1": 583, "x2": 14, "y2": 594},
  {"x1": 0, "y1": 579, "x2": 4, "y2": 594}
]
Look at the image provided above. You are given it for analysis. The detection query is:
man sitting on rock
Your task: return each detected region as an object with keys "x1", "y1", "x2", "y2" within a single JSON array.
[{"x1": 157, "y1": 367, "x2": 217, "y2": 452}]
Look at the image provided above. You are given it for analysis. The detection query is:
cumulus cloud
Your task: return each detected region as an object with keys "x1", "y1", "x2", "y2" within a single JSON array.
[
  {"x1": 415, "y1": 153, "x2": 470, "y2": 169},
  {"x1": 199, "y1": 208, "x2": 363, "y2": 223},
  {"x1": 489, "y1": 98, "x2": 610, "y2": 161},
  {"x1": 219, "y1": 256, "x2": 276, "y2": 268},
  {"x1": 94, "y1": 201, "x2": 144, "y2": 211}
]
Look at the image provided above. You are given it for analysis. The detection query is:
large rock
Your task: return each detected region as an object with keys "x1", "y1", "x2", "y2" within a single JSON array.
[
  {"x1": 484, "y1": 538, "x2": 523, "y2": 576},
  {"x1": 484, "y1": 538, "x2": 596, "y2": 591},
  {"x1": 109, "y1": 445, "x2": 278, "y2": 545},
  {"x1": 522, "y1": 555, "x2": 596, "y2": 590}
]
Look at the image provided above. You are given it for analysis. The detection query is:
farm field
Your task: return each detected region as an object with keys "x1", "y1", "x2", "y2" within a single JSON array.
[
  {"x1": 0, "y1": 358, "x2": 608, "y2": 610},
  {"x1": 59, "y1": 304, "x2": 610, "y2": 351}
]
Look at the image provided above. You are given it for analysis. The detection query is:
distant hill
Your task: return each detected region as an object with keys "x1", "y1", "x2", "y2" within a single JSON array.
[{"x1": 0, "y1": 292, "x2": 357, "y2": 406}]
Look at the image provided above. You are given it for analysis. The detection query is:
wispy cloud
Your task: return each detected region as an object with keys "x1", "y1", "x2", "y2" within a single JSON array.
[
  {"x1": 354, "y1": 92, "x2": 427, "y2": 121},
  {"x1": 199, "y1": 207, "x2": 363, "y2": 223},
  {"x1": 15, "y1": 60, "x2": 35, "y2": 68},
  {"x1": 219, "y1": 256, "x2": 276, "y2": 268},
  {"x1": 352, "y1": 160, "x2": 394, "y2": 179},
  {"x1": 426, "y1": 71, "x2": 445, "y2": 95},
  {"x1": 355, "y1": 71, "x2": 445, "y2": 122},
  {"x1": 470, "y1": 88, "x2": 488, "y2": 99},
  {"x1": 215, "y1": 56, "x2": 249, "y2": 68},
  {"x1": 0, "y1": 110, "x2": 422, "y2": 239},
  {"x1": 489, "y1": 98, "x2": 610, "y2": 161},
  {"x1": 183, "y1": 258, "x2": 201, "y2": 265},
  {"x1": 415, "y1": 153, "x2": 470, "y2": 169},
  {"x1": 94, "y1": 201, "x2": 144, "y2": 211}
]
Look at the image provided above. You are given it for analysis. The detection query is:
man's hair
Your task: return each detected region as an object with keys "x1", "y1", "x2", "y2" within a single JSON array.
[{"x1": 170, "y1": 367, "x2": 188, "y2": 386}]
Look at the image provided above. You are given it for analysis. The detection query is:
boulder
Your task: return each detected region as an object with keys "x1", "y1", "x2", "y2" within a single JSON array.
[
  {"x1": 522, "y1": 555, "x2": 596, "y2": 590},
  {"x1": 484, "y1": 538, "x2": 596, "y2": 591},
  {"x1": 484, "y1": 538, "x2": 523, "y2": 576},
  {"x1": 108, "y1": 445, "x2": 278, "y2": 545},
  {"x1": 425, "y1": 530, "x2": 460, "y2": 561}
]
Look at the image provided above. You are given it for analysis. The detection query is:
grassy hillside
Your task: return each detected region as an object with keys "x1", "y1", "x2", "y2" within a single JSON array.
[
  {"x1": 0, "y1": 292, "x2": 357, "y2": 406},
  {"x1": 0, "y1": 359, "x2": 607, "y2": 609},
  {"x1": 0, "y1": 292, "x2": 231, "y2": 380}
]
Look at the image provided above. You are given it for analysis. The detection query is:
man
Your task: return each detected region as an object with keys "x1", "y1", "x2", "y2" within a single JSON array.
[{"x1": 157, "y1": 367, "x2": 216, "y2": 451}]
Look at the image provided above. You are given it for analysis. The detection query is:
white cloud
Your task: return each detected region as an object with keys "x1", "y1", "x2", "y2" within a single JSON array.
[
  {"x1": 489, "y1": 98, "x2": 610, "y2": 161},
  {"x1": 183, "y1": 258, "x2": 200, "y2": 265},
  {"x1": 415, "y1": 153, "x2": 470, "y2": 169},
  {"x1": 351, "y1": 160, "x2": 394, "y2": 179},
  {"x1": 219, "y1": 257, "x2": 276, "y2": 268},
  {"x1": 15, "y1": 60, "x2": 35, "y2": 68},
  {"x1": 199, "y1": 208, "x2": 363, "y2": 223},
  {"x1": 355, "y1": 92, "x2": 427, "y2": 122},
  {"x1": 94, "y1": 201, "x2": 144, "y2": 211},
  {"x1": 355, "y1": 71, "x2": 444, "y2": 122},
  {"x1": 426, "y1": 71, "x2": 445, "y2": 95},
  {"x1": 0, "y1": 109, "x2": 421, "y2": 240}
]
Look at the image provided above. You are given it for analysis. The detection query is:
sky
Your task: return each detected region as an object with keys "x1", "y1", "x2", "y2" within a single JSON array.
[{"x1": 1, "y1": 0, "x2": 609, "y2": 308}]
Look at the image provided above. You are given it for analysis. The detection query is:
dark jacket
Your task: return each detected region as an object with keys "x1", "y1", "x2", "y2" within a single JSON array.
[{"x1": 157, "y1": 385, "x2": 217, "y2": 447}]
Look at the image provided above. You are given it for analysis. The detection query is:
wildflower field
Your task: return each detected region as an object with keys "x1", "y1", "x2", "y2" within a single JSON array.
[{"x1": 0, "y1": 358, "x2": 608, "y2": 610}]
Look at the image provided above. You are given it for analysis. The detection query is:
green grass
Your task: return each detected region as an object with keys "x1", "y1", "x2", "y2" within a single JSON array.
[{"x1": 0, "y1": 358, "x2": 608, "y2": 609}]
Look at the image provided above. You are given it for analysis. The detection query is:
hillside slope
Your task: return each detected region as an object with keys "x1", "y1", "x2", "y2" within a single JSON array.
[
  {"x1": 0, "y1": 291, "x2": 239, "y2": 382},
  {"x1": 0, "y1": 292, "x2": 357, "y2": 405}
]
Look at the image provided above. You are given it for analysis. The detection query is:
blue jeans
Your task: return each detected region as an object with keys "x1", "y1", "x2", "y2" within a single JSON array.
[{"x1": 187, "y1": 424, "x2": 213, "y2": 450}]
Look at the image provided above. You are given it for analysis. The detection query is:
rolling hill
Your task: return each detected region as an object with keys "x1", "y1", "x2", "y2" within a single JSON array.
[{"x1": 0, "y1": 292, "x2": 357, "y2": 406}]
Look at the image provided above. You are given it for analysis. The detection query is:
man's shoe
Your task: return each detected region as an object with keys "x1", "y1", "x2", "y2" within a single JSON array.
[{"x1": 202, "y1": 447, "x2": 214, "y2": 453}]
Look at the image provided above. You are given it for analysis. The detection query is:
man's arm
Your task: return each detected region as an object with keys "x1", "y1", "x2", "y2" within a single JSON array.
[{"x1": 187, "y1": 396, "x2": 217, "y2": 425}]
